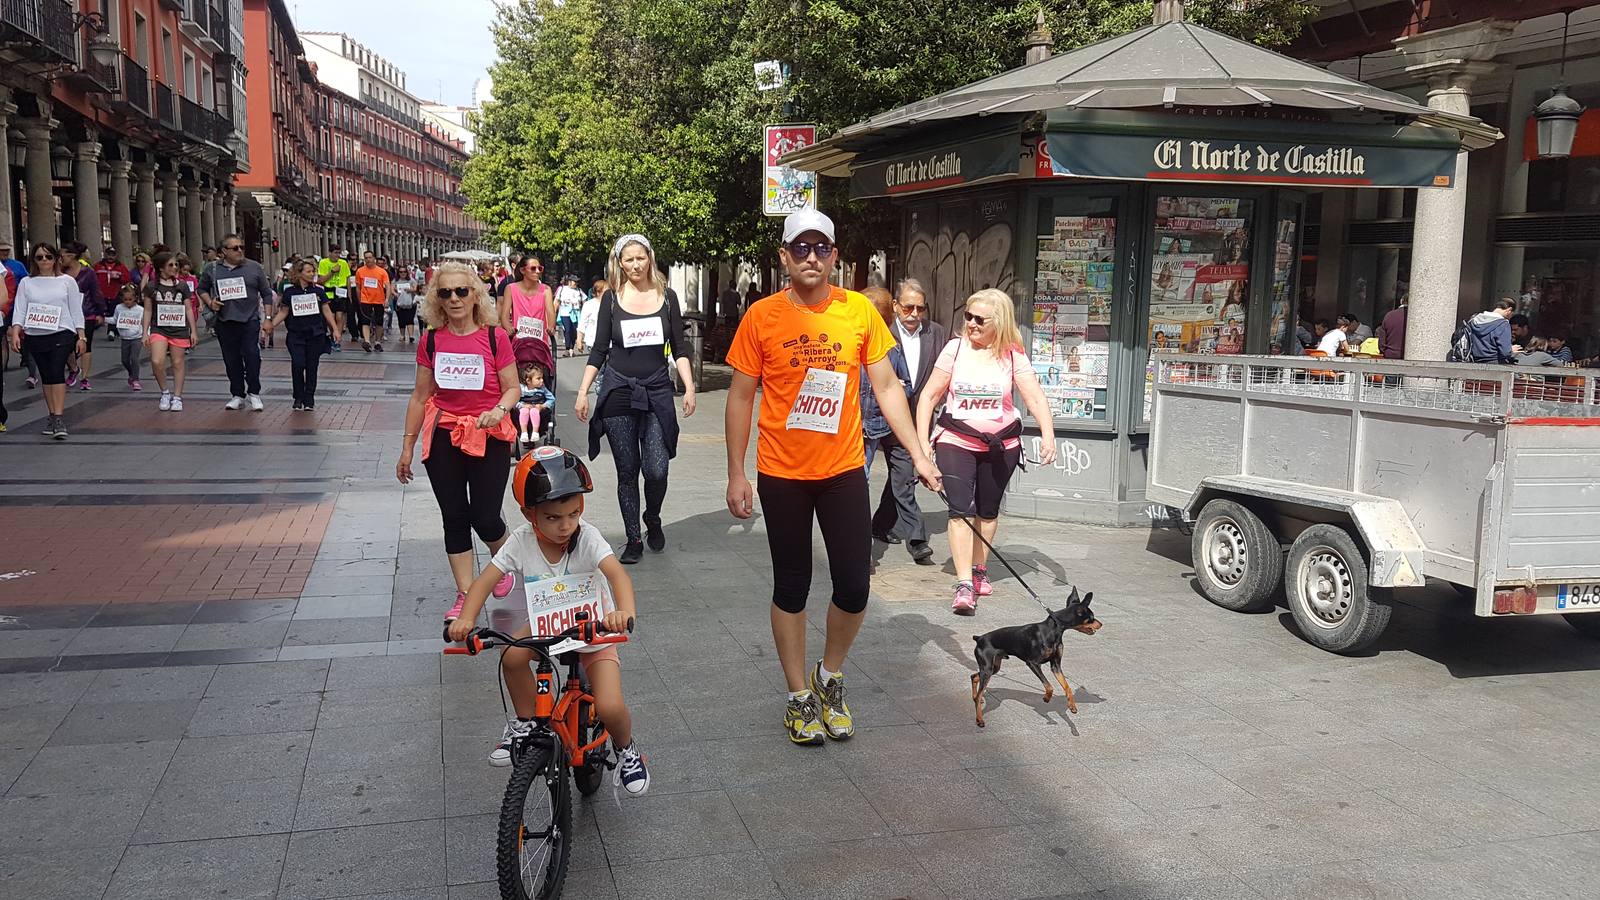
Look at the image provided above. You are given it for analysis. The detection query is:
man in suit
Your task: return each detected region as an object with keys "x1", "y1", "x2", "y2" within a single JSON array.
[{"x1": 871, "y1": 278, "x2": 947, "y2": 563}]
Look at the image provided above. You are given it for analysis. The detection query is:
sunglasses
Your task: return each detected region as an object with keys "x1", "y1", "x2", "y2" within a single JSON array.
[
  {"x1": 223, "y1": 244, "x2": 244, "y2": 251},
  {"x1": 435, "y1": 286, "x2": 473, "y2": 299},
  {"x1": 898, "y1": 302, "x2": 927, "y2": 313},
  {"x1": 964, "y1": 312, "x2": 990, "y2": 326},
  {"x1": 527, "y1": 265, "x2": 544, "y2": 273},
  {"x1": 786, "y1": 241, "x2": 835, "y2": 261},
  {"x1": 34, "y1": 253, "x2": 55, "y2": 261}
]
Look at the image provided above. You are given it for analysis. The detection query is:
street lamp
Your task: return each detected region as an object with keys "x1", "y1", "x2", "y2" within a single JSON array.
[
  {"x1": 71, "y1": 11, "x2": 121, "y2": 77},
  {"x1": 1534, "y1": 9, "x2": 1585, "y2": 160}
]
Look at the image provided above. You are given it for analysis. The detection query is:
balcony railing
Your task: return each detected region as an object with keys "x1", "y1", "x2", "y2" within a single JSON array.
[
  {"x1": 178, "y1": 96, "x2": 231, "y2": 146},
  {"x1": 178, "y1": 0, "x2": 206, "y2": 37},
  {"x1": 205, "y1": 3, "x2": 227, "y2": 51},
  {"x1": 0, "y1": 0, "x2": 79, "y2": 67},
  {"x1": 120, "y1": 55, "x2": 151, "y2": 115},
  {"x1": 155, "y1": 83, "x2": 178, "y2": 129}
]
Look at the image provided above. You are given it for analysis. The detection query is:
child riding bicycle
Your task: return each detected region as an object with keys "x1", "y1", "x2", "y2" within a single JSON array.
[{"x1": 447, "y1": 446, "x2": 650, "y2": 796}]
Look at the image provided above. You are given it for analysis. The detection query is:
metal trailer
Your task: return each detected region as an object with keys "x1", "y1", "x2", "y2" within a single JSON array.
[{"x1": 1146, "y1": 353, "x2": 1600, "y2": 653}]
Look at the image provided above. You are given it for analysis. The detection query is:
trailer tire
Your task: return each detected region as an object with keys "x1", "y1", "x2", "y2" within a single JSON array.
[
  {"x1": 1564, "y1": 614, "x2": 1600, "y2": 639},
  {"x1": 1191, "y1": 499, "x2": 1282, "y2": 613},
  {"x1": 1285, "y1": 524, "x2": 1391, "y2": 654}
]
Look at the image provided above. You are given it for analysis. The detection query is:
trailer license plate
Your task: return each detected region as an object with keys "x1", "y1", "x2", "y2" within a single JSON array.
[{"x1": 1557, "y1": 584, "x2": 1600, "y2": 609}]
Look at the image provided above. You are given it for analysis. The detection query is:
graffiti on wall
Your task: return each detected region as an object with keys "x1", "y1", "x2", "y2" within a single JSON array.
[
  {"x1": 904, "y1": 196, "x2": 1016, "y2": 329},
  {"x1": 1027, "y1": 436, "x2": 1093, "y2": 477}
]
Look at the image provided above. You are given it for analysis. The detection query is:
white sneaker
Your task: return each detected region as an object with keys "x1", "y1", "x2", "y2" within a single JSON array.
[
  {"x1": 158, "y1": 391, "x2": 172, "y2": 411},
  {"x1": 247, "y1": 394, "x2": 264, "y2": 412},
  {"x1": 488, "y1": 718, "x2": 535, "y2": 767},
  {"x1": 224, "y1": 396, "x2": 245, "y2": 410},
  {"x1": 170, "y1": 396, "x2": 184, "y2": 412}
]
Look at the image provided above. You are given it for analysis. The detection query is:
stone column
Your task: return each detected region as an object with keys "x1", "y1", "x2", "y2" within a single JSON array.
[
  {"x1": 160, "y1": 170, "x2": 181, "y2": 247},
  {"x1": 212, "y1": 189, "x2": 227, "y2": 243},
  {"x1": 198, "y1": 185, "x2": 215, "y2": 252},
  {"x1": 182, "y1": 177, "x2": 204, "y2": 263},
  {"x1": 134, "y1": 162, "x2": 159, "y2": 250},
  {"x1": 107, "y1": 159, "x2": 133, "y2": 257},
  {"x1": 221, "y1": 189, "x2": 236, "y2": 235},
  {"x1": 0, "y1": 88, "x2": 17, "y2": 249},
  {"x1": 21, "y1": 116, "x2": 59, "y2": 247},
  {"x1": 73, "y1": 134, "x2": 103, "y2": 251}
]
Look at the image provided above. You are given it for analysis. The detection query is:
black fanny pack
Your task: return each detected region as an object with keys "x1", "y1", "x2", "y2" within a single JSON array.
[{"x1": 937, "y1": 412, "x2": 1025, "y2": 469}]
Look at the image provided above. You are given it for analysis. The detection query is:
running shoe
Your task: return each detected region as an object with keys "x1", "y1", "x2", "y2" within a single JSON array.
[
  {"x1": 0, "y1": 423, "x2": 6, "y2": 433},
  {"x1": 302, "y1": 402, "x2": 314, "y2": 411},
  {"x1": 808, "y1": 661, "x2": 854, "y2": 740},
  {"x1": 952, "y1": 582, "x2": 977, "y2": 616},
  {"x1": 374, "y1": 343, "x2": 385, "y2": 353},
  {"x1": 65, "y1": 369, "x2": 79, "y2": 387},
  {"x1": 520, "y1": 431, "x2": 532, "y2": 444},
  {"x1": 619, "y1": 540, "x2": 644, "y2": 565},
  {"x1": 331, "y1": 342, "x2": 343, "y2": 353},
  {"x1": 159, "y1": 391, "x2": 172, "y2": 411},
  {"x1": 52, "y1": 416, "x2": 68, "y2": 440},
  {"x1": 645, "y1": 518, "x2": 666, "y2": 552},
  {"x1": 488, "y1": 717, "x2": 535, "y2": 767},
  {"x1": 225, "y1": 396, "x2": 245, "y2": 410},
  {"x1": 170, "y1": 396, "x2": 184, "y2": 412},
  {"x1": 41, "y1": 415, "x2": 59, "y2": 436},
  {"x1": 78, "y1": 378, "x2": 91, "y2": 392},
  {"x1": 491, "y1": 572, "x2": 515, "y2": 599},
  {"x1": 247, "y1": 394, "x2": 264, "y2": 411},
  {"x1": 130, "y1": 378, "x2": 142, "y2": 391},
  {"x1": 614, "y1": 743, "x2": 650, "y2": 796},
  {"x1": 292, "y1": 402, "x2": 305, "y2": 411},
  {"x1": 444, "y1": 590, "x2": 467, "y2": 623},
  {"x1": 25, "y1": 376, "x2": 37, "y2": 389},
  {"x1": 362, "y1": 341, "x2": 372, "y2": 353},
  {"x1": 784, "y1": 692, "x2": 826, "y2": 745},
  {"x1": 972, "y1": 565, "x2": 993, "y2": 597}
]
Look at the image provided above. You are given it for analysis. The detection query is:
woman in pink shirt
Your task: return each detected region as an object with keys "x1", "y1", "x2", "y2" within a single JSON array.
[
  {"x1": 915, "y1": 289, "x2": 1057, "y2": 615},
  {"x1": 497, "y1": 254, "x2": 557, "y2": 385}
]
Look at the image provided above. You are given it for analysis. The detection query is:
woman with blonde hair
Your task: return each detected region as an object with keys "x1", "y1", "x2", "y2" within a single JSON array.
[
  {"x1": 574, "y1": 234, "x2": 695, "y2": 563},
  {"x1": 397, "y1": 261, "x2": 521, "y2": 622},
  {"x1": 915, "y1": 288, "x2": 1057, "y2": 615}
]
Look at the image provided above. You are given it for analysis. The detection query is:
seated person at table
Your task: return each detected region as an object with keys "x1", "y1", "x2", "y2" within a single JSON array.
[
  {"x1": 1515, "y1": 337, "x2": 1564, "y2": 367},
  {"x1": 1338, "y1": 312, "x2": 1373, "y2": 344},
  {"x1": 1547, "y1": 335, "x2": 1574, "y2": 364},
  {"x1": 1314, "y1": 319, "x2": 1348, "y2": 356}
]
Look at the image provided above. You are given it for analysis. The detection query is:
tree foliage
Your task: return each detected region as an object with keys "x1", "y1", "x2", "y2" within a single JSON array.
[{"x1": 466, "y1": 1, "x2": 1316, "y2": 261}]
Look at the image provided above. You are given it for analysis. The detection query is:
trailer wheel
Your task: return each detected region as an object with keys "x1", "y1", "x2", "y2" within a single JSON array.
[
  {"x1": 1564, "y1": 615, "x2": 1600, "y2": 639},
  {"x1": 1191, "y1": 499, "x2": 1282, "y2": 613},
  {"x1": 1285, "y1": 524, "x2": 1391, "y2": 654}
]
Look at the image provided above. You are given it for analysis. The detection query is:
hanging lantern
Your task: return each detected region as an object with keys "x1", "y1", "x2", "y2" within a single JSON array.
[{"x1": 1534, "y1": 86, "x2": 1584, "y2": 159}]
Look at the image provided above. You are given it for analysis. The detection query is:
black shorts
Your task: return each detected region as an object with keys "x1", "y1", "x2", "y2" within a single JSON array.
[
  {"x1": 328, "y1": 292, "x2": 348, "y2": 315},
  {"x1": 935, "y1": 442, "x2": 1021, "y2": 520},
  {"x1": 756, "y1": 468, "x2": 872, "y2": 615},
  {"x1": 395, "y1": 305, "x2": 417, "y2": 328},
  {"x1": 357, "y1": 304, "x2": 385, "y2": 329},
  {"x1": 24, "y1": 331, "x2": 78, "y2": 385}
]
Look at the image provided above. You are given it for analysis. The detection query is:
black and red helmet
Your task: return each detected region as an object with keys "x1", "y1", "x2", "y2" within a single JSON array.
[{"x1": 512, "y1": 446, "x2": 593, "y2": 508}]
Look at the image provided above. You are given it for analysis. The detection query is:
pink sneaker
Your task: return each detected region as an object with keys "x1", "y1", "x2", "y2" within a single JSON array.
[
  {"x1": 130, "y1": 379, "x2": 143, "y2": 392},
  {"x1": 972, "y1": 566, "x2": 993, "y2": 597},
  {"x1": 491, "y1": 571, "x2": 516, "y2": 599},
  {"x1": 952, "y1": 582, "x2": 977, "y2": 616},
  {"x1": 444, "y1": 591, "x2": 467, "y2": 622},
  {"x1": 78, "y1": 378, "x2": 91, "y2": 392}
]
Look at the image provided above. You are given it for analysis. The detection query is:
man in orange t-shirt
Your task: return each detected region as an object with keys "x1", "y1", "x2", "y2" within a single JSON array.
[
  {"x1": 354, "y1": 250, "x2": 392, "y2": 352},
  {"x1": 725, "y1": 208, "x2": 941, "y2": 746}
]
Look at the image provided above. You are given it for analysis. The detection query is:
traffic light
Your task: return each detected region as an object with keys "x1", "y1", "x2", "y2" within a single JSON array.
[{"x1": 271, "y1": 238, "x2": 280, "y2": 251}]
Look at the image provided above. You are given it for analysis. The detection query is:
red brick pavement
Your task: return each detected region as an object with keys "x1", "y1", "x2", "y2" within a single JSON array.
[
  {"x1": 72, "y1": 399, "x2": 373, "y2": 432},
  {"x1": 0, "y1": 502, "x2": 331, "y2": 606}
]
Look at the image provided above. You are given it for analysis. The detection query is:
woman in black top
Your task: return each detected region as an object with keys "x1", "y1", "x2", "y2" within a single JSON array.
[
  {"x1": 261, "y1": 259, "x2": 337, "y2": 410},
  {"x1": 574, "y1": 234, "x2": 697, "y2": 563}
]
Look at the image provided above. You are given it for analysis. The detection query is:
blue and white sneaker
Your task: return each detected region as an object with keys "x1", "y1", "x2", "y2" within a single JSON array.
[
  {"x1": 489, "y1": 718, "x2": 534, "y2": 767},
  {"x1": 614, "y1": 742, "x2": 649, "y2": 797}
]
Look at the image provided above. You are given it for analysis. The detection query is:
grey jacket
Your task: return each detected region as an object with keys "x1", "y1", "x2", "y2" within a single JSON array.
[{"x1": 198, "y1": 258, "x2": 273, "y2": 323}]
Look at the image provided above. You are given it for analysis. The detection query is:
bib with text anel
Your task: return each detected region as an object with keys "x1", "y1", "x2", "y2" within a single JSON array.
[
  {"x1": 218, "y1": 278, "x2": 248, "y2": 302},
  {"x1": 115, "y1": 306, "x2": 144, "y2": 330},
  {"x1": 434, "y1": 351, "x2": 486, "y2": 391},
  {"x1": 24, "y1": 305, "x2": 62, "y2": 330},
  {"x1": 620, "y1": 316, "x2": 664, "y2": 349},
  {"x1": 290, "y1": 293, "x2": 320, "y2": 317},
  {"x1": 948, "y1": 380, "x2": 1006, "y2": 421},
  {"x1": 785, "y1": 368, "x2": 847, "y2": 434},
  {"x1": 156, "y1": 304, "x2": 187, "y2": 328},
  {"x1": 516, "y1": 316, "x2": 545, "y2": 340},
  {"x1": 524, "y1": 571, "x2": 611, "y2": 654}
]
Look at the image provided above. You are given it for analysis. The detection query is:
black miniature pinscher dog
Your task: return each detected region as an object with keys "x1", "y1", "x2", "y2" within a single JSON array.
[{"x1": 970, "y1": 589, "x2": 1100, "y2": 728}]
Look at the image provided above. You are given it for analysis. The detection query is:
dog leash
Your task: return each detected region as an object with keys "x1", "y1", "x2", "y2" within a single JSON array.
[{"x1": 936, "y1": 486, "x2": 1056, "y2": 614}]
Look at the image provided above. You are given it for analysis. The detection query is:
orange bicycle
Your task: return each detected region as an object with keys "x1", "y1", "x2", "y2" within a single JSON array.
[{"x1": 444, "y1": 612, "x2": 630, "y2": 899}]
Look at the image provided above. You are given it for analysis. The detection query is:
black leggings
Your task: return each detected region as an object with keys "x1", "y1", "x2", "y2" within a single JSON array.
[
  {"x1": 935, "y1": 442, "x2": 1021, "y2": 520},
  {"x1": 757, "y1": 469, "x2": 871, "y2": 615},
  {"x1": 603, "y1": 411, "x2": 669, "y2": 542},
  {"x1": 423, "y1": 429, "x2": 511, "y2": 554},
  {"x1": 24, "y1": 331, "x2": 77, "y2": 385}
]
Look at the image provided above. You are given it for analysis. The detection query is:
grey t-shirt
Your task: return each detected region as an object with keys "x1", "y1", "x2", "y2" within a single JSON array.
[{"x1": 198, "y1": 258, "x2": 273, "y2": 324}]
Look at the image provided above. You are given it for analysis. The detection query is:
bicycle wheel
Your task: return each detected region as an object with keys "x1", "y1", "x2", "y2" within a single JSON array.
[
  {"x1": 496, "y1": 734, "x2": 571, "y2": 900},
  {"x1": 573, "y1": 699, "x2": 605, "y2": 797}
]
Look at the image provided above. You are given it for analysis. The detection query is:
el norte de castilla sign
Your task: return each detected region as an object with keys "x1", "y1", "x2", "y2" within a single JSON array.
[{"x1": 1045, "y1": 131, "x2": 1457, "y2": 188}]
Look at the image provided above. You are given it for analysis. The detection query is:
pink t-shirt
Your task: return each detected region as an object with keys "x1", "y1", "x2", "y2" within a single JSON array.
[
  {"x1": 932, "y1": 338, "x2": 1035, "y2": 452},
  {"x1": 418, "y1": 326, "x2": 516, "y2": 416},
  {"x1": 506, "y1": 282, "x2": 551, "y2": 343}
]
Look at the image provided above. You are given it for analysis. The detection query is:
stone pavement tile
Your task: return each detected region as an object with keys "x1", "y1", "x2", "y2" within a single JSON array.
[
  {"x1": 0, "y1": 702, "x2": 71, "y2": 752},
  {"x1": 131, "y1": 774, "x2": 301, "y2": 843},
  {"x1": 904, "y1": 824, "x2": 1097, "y2": 900},
  {"x1": 0, "y1": 748, "x2": 32, "y2": 793},
  {"x1": 1224, "y1": 698, "x2": 1384, "y2": 748},
  {"x1": 443, "y1": 813, "x2": 506, "y2": 887},
  {"x1": 389, "y1": 612, "x2": 453, "y2": 642},
  {"x1": 51, "y1": 651, "x2": 174, "y2": 671},
  {"x1": 970, "y1": 761, "x2": 1149, "y2": 826},
  {"x1": 591, "y1": 789, "x2": 755, "y2": 864},
  {"x1": 288, "y1": 616, "x2": 394, "y2": 646},
  {"x1": 174, "y1": 620, "x2": 292, "y2": 652},
  {"x1": 8, "y1": 738, "x2": 177, "y2": 797},
  {"x1": 318, "y1": 683, "x2": 442, "y2": 729},
  {"x1": 700, "y1": 733, "x2": 851, "y2": 790},
  {"x1": 671, "y1": 690, "x2": 781, "y2": 743},
  {"x1": 0, "y1": 602, "x2": 106, "y2": 629},
  {"x1": 0, "y1": 846, "x2": 120, "y2": 900},
  {"x1": 87, "y1": 665, "x2": 217, "y2": 702},
  {"x1": 103, "y1": 833, "x2": 289, "y2": 900},
  {"x1": 614, "y1": 739, "x2": 725, "y2": 799},
  {"x1": 728, "y1": 776, "x2": 892, "y2": 848},
  {"x1": 47, "y1": 699, "x2": 200, "y2": 746},
  {"x1": 1051, "y1": 875, "x2": 1266, "y2": 900},
  {"x1": 442, "y1": 751, "x2": 509, "y2": 818},
  {"x1": 1091, "y1": 751, "x2": 1255, "y2": 813},
  {"x1": 59, "y1": 623, "x2": 186, "y2": 656},
  {"x1": 387, "y1": 638, "x2": 443, "y2": 656},
  {"x1": 279, "y1": 640, "x2": 392, "y2": 660},
  {"x1": 1111, "y1": 703, "x2": 1284, "y2": 754},
  {"x1": 166, "y1": 647, "x2": 284, "y2": 666},
  {"x1": 309, "y1": 558, "x2": 398, "y2": 579},
  {"x1": 295, "y1": 765, "x2": 444, "y2": 830},
  {"x1": 824, "y1": 723, "x2": 968, "y2": 777},
  {"x1": 1371, "y1": 772, "x2": 1569, "y2": 843},
  {"x1": 303, "y1": 573, "x2": 396, "y2": 597},
  {"x1": 0, "y1": 670, "x2": 95, "y2": 708},
  {"x1": 1044, "y1": 815, "x2": 1235, "y2": 893},
  {"x1": 307, "y1": 720, "x2": 444, "y2": 775},
  {"x1": 854, "y1": 770, "x2": 1021, "y2": 836},
  {"x1": 190, "y1": 597, "x2": 297, "y2": 624},
  {"x1": 1238, "y1": 861, "x2": 1392, "y2": 900},
  {"x1": 0, "y1": 628, "x2": 78, "y2": 659},
  {"x1": 86, "y1": 600, "x2": 202, "y2": 627},
  {"x1": 186, "y1": 691, "x2": 324, "y2": 738},
  {"x1": 280, "y1": 818, "x2": 446, "y2": 900},
  {"x1": 165, "y1": 731, "x2": 314, "y2": 785},
  {"x1": 610, "y1": 850, "x2": 783, "y2": 900},
  {"x1": 204, "y1": 658, "x2": 330, "y2": 696},
  {"x1": 1188, "y1": 739, "x2": 1431, "y2": 803},
  {"x1": 294, "y1": 593, "x2": 395, "y2": 620},
  {"x1": 761, "y1": 836, "x2": 944, "y2": 900},
  {"x1": 326, "y1": 653, "x2": 441, "y2": 690},
  {"x1": 0, "y1": 788, "x2": 150, "y2": 849}
]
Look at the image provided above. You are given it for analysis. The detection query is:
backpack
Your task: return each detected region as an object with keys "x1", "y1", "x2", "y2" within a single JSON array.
[
  {"x1": 1446, "y1": 320, "x2": 1471, "y2": 362},
  {"x1": 426, "y1": 325, "x2": 501, "y2": 365}
]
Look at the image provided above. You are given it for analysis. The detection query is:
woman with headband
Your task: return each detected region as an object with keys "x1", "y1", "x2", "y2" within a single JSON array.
[{"x1": 574, "y1": 234, "x2": 696, "y2": 564}]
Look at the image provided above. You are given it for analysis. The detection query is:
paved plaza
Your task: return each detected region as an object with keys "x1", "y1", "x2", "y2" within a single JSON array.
[{"x1": 3, "y1": 339, "x2": 1600, "y2": 900}]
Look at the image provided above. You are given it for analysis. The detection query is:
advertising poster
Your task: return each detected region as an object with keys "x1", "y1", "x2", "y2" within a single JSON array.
[{"x1": 764, "y1": 125, "x2": 818, "y2": 216}]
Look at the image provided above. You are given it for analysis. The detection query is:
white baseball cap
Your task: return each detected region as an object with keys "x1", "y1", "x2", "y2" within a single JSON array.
[{"x1": 782, "y1": 209, "x2": 835, "y2": 245}]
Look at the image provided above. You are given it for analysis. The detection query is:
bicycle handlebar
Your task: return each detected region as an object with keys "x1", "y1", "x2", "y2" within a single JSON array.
[{"x1": 441, "y1": 615, "x2": 633, "y2": 656}]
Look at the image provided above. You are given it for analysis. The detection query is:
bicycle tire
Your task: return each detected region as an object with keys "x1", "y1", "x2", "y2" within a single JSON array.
[
  {"x1": 496, "y1": 735, "x2": 572, "y2": 900},
  {"x1": 573, "y1": 699, "x2": 604, "y2": 797}
]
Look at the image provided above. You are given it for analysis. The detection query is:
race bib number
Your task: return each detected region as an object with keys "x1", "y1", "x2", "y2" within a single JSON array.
[
  {"x1": 23, "y1": 305, "x2": 62, "y2": 330},
  {"x1": 218, "y1": 278, "x2": 247, "y2": 302},
  {"x1": 434, "y1": 352, "x2": 486, "y2": 391},
  {"x1": 334, "y1": 287, "x2": 348, "y2": 299},
  {"x1": 115, "y1": 306, "x2": 144, "y2": 330},
  {"x1": 949, "y1": 381, "x2": 1006, "y2": 421},
  {"x1": 290, "y1": 293, "x2": 320, "y2": 317},
  {"x1": 516, "y1": 316, "x2": 545, "y2": 340},
  {"x1": 621, "y1": 316, "x2": 664, "y2": 349},
  {"x1": 362, "y1": 277, "x2": 380, "y2": 290},
  {"x1": 524, "y1": 571, "x2": 610, "y2": 655},
  {"x1": 785, "y1": 368, "x2": 847, "y2": 434},
  {"x1": 156, "y1": 304, "x2": 187, "y2": 328}
]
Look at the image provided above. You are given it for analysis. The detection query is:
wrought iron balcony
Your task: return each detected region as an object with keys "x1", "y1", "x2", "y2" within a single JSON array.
[
  {"x1": 0, "y1": 0, "x2": 79, "y2": 68},
  {"x1": 155, "y1": 83, "x2": 178, "y2": 129},
  {"x1": 178, "y1": 0, "x2": 206, "y2": 39},
  {"x1": 204, "y1": 3, "x2": 227, "y2": 52},
  {"x1": 117, "y1": 55, "x2": 151, "y2": 116}
]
